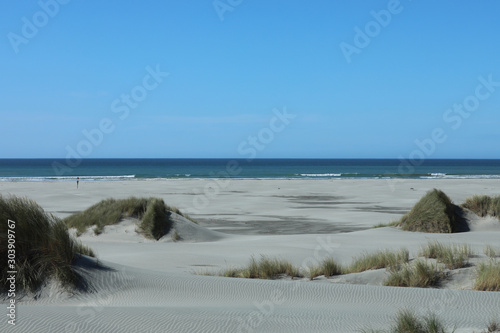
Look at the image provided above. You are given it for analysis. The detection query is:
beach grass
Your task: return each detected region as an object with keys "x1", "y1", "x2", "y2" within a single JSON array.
[
  {"x1": 384, "y1": 260, "x2": 443, "y2": 288},
  {"x1": 241, "y1": 256, "x2": 302, "y2": 279},
  {"x1": 462, "y1": 195, "x2": 492, "y2": 217},
  {"x1": 63, "y1": 197, "x2": 149, "y2": 235},
  {"x1": 208, "y1": 249, "x2": 410, "y2": 280},
  {"x1": 391, "y1": 310, "x2": 450, "y2": 333},
  {"x1": 484, "y1": 245, "x2": 499, "y2": 259},
  {"x1": 139, "y1": 198, "x2": 172, "y2": 240},
  {"x1": 474, "y1": 261, "x2": 500, "y2": 291},
  {"x1": 360, "y1": 309, "x2": 452, "y2": 333},
  {"x1": 419, "y1": 241, "x2": 473, "y2": 269},
  {"x1": 63, "y1": 196, "x2": 193, "y2": 239},
  {"x1": 0, "y1": 195, "x2": 95, "y2": 293},
  {"x1": 492, "y1": 196, "x2": 500, "y2": 218},
  {"x1": 487, "y1": 319, "x2": 500, "y2": 332},
  {"x1": 210, "y1": 256, "x2": 303, "y2": 279},
  {"x1": 309, "y1": 257, "x2": 344, "y2": 280},
  {"x1": 347, "y1": 248, "x2": 409, "y2": 273},
  {"x1": 462, "y1": 195, "x2": 500, "y2": 218},
  {"x1": 399, "y1": 189, "x2": 458, "y2": 233}
]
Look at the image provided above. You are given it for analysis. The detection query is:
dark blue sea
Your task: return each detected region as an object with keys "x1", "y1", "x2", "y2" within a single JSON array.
[{"x1": 0, "y1": 159, "x2": 500, "y2": 182}]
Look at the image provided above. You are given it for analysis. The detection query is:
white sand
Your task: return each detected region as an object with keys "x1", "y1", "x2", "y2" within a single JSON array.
[{"x1": 1, "y1": 179, "x2": 500, "y2": 332}]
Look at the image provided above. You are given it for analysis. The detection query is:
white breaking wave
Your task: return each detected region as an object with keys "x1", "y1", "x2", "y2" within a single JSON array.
[
  {"x1": 0, "y1": 175, "x2": 136, "y2": 182},
  {"x1": 421, "y1": 174, "x2": 500, "y2": 179},
  {"x1": 300, "y1": 173, "x2": 342, "y2": 177}
]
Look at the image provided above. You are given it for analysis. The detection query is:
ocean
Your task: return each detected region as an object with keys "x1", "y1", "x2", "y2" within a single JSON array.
[{"x1": 1, "y1": 159, "x2": 500, "y2": 182}]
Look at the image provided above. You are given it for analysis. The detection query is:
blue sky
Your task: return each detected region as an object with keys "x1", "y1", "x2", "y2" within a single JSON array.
[{"x1": 1, "y1": 0, "x2": 499, "y2": 158}]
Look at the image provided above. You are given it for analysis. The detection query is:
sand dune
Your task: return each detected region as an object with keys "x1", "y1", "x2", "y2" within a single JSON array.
[
  {"x1": 15, "y1": 258, "x2": 500, "y2": 332},
  {"x1": 2, "y1": 179, "x2": 500, "y2": 332}
]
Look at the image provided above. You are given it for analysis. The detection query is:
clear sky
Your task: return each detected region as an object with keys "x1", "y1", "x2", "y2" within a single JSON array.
[{"x1": 1, "y1": 0, "x2": 499, "y2": 159}]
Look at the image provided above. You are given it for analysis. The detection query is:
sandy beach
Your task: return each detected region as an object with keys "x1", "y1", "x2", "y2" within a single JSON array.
[{"x1": 1, "y1": 178, "x2": 500, "y2": 332}]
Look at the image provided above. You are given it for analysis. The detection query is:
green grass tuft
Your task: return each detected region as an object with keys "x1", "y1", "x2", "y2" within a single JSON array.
[
  {"x1": 390, "y1": 310, "x2": 450, "y2": 333},
  {"x1": 139, "y1": 198, "x2": 172, "y2": 240},
  {"x1": 419, "y1": 241, "x2": 473, "y2": 269},
  {"x1": 216, "y1": 256, "x2": 303, "y2": 280},
  {"x1": 487, "y1": 319, "x2": 500, "y2": 332},
  {"x1": 347, "y1": 248, "x2": 409, "y2": 273},
  {"x1": 462, "y1": 195, "x2": 492, "y2": 217},
  {"x1": 309, "y1": 257, "x2": 344, "y2": 280},
  {"x1": 475, "y1": 261, "x2": 500, "y2": 291},
  {"x1": 399, "y1": 189, "x2": 459, "y2": 233},
  {"x1": 392, "y1": 309, "x2": 425, "y2": 333},
  {"x1": 1, "y1": 195, "x2": 96, "y2": 293},
  {"x1": 63, "y1": 197, "x2": 149, "y2": 235},
  {"x1": 462, "y1": 194, "x2": 500, "y2": 218},
  {"x1": 384, "y1": 260, "x2": 443, "y2": 288},
  {"x1": 484, "y1": 245, "x2": 499, "y2": 259},
  {"x1": 491, "y1": 196, "x2": 500, "y2": 218},
  {"x1": 63, "y1": 197, "x2": 188, "y2": 240}
]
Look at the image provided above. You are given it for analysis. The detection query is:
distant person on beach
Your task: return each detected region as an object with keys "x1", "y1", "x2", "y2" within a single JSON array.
[{"x1": 77, "y1": 177, "x2": 79, "y2": 189}]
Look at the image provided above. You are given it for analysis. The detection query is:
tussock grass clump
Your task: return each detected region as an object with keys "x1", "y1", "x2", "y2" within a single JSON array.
[
  {"x1": 139, "y1": 198, "x2": 172, "y2": 240},
  {"x1": 63, "y1": 197, "x2": 187, "y2": 240},
  {"x1": 384, "y1": 260, "x2": 443, "y2": 288},
  {"x1": 399, "y1": 189, "x2": 459, "y2": 233},
  {"x1": 391, "y1": 310, "x2": 449, "y2": 333},
  {"x1": 347, "y1": 248, "x2": 409, "y2": 273},
  {"x1": 474, "y1": 262, "x2": 500, "y2": 291},
  {"x1": 218, "y1": 256, "x2": 303, "y2": 280},
  {"x1": 360, "y1": 309, "x2": 452, "y2": 333},
  {"x1": 419, "y1": 241, "x2": 473, "y2": 269},
  {"x1": 492, "y1": 197, "x2": 500, "y2": 218},
  {"x1": 487, "y1": 319, "x2": 500, "y2": 332},
  {"x1": 64, "y1": 197, "x2": 149, "y2": 235},
  {"x1": 242, "y1": 256, "x2": 302, "y2": 279},
  {"x1": 462, "y1": 195, "x2": 500, "y2": 218},
  {"x1": 309, "y1": 258, "x2": 344, "y2": 280},
  {"x1": 484, "y1": 245, "x2": 499, "y2": 259},
  {"x1": 462, "y1": 195, "x2": 492, "y2": 217},
  {"x1": 0, "y1": 195, "x2": 95, "y2": 293}
]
